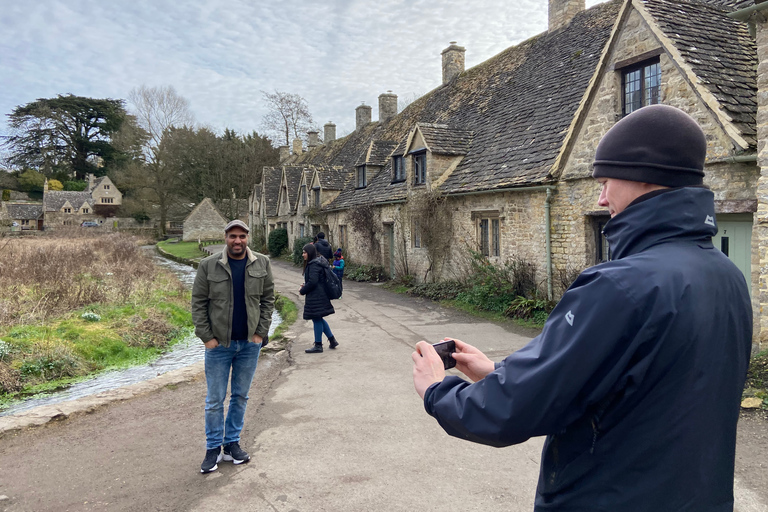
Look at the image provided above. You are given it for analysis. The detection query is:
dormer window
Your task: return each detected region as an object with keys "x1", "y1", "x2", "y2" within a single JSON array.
[
  {"x1": 313, "y1": 188, "x2": 320, "y2": 206},
  {"x1": 392, "y1": 156, "x2": 405, "y2": 182},
  {"x1": 413, "y1": 152, "x2": 426, "y2": 185},
  {"x1": 356, "y1": 165, "x2": 367, "y2": 189},
  {"x1": 622, "y1": 57, "x2": 660, "y2": 116},
  {"x1": 82, "y1": 208, "x2": 89, "y2": 214},
  {"x1": 301, "y1": 184, "x2": 307, "y2": 206},
  {"x1": 64, "y1": 208, "x2": 72, "y2": 213}
]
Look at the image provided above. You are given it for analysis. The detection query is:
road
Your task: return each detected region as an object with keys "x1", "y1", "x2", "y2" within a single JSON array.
[{"x1": 0, "y1": 259, "x2": 765, "y2": 511}]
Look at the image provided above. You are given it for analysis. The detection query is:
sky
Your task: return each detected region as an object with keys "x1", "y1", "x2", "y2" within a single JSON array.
[{"x1": 1, "y1": 0, "x2": 605, "y2": 146}]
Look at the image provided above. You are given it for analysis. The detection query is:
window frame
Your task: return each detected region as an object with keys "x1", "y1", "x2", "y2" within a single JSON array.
[
  {"x1": 412, "y1": 219, "x2": 422, "y2": 248},
  {"x1": 356, "y1": 165, "x2": 367, "y2": 189},
  {"x1": 301, "y1": 184, "x2": 307, "y2": 206},
  {"x1": 621, "y1": 57, "x2": 661, "y2": 116},
  {"x1": 313, "y1": 188, "x2": 320, "y2": 207},
  {"x1": 392, "y1": 155, "x2": 405, "y2": 183},
  {"x1": 339, "y1": 225, "x2": 347, "y2": 250},
  {"x1": 476, "y1": 215, "x2": 501, "y2": 257},
  {"x1": 413, "y1": 151, "x2": 426, "y2": 185}
]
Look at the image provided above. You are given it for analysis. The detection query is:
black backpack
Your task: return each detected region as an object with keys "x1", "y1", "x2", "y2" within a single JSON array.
[{"x1": 322, "y1": 263, "x2": 343, "y2": 300}]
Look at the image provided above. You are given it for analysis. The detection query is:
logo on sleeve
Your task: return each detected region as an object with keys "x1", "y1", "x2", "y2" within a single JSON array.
[
  {"x1": 704, "y1": 215, "x2": 716, "y2": 227},
  {"x1": 565, "y1": 310, "x2": 574, "y2": 326}
]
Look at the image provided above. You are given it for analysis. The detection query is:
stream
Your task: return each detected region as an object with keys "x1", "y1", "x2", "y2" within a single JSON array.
[{"x1": 0, "y1": 250, "x2": 282, "y2": 417}]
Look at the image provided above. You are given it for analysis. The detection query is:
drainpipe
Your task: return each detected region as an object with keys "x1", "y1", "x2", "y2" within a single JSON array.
[
  {"x1": 728, "y1": 2, "x2": 768, "y2": 37},
  {"x1": 723, "y1": 154, "x2": 757, "y2": 164},
  {"x1": 545, "y1": 187, "x2": 554, "y2": 301}
]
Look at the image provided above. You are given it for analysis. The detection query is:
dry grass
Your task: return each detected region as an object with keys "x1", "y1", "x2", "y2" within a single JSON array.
[{"x1": 0, "y1": 233, "x2": 182, "y2": 327}]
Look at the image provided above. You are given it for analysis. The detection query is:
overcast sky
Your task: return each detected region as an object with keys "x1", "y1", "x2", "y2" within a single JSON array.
[{"x1": 1, "y1": 0, "x2": 605, "y2": 146}]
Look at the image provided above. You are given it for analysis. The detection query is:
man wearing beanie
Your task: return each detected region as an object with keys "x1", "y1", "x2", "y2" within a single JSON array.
[{"x1": 412, "y1": 104, "x2": 752, "y2": 510}]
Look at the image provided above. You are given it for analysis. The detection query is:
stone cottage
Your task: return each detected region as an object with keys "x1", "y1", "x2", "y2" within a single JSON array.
[
  {"x1": 253, "y1": 0, "x2": 762, "y2": 350},
  {"x1": 182, "y1": 198, "x2": 229, "y2": 241},
  {"x1": 43, "y1": 174, "x2": 123, "y2": 228}
]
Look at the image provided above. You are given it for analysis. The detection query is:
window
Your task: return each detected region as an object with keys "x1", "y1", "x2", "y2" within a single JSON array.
[
  {"x1": 290, "y1": 221, "x2": 294, "y2": 233},
  {"x1": 356, "y1": 165, "x2": 367, "y2": 188},
  {"x1": 413, "y1": 152, "x2": 426, "y2": 185},
  {"x1": 393, "y1": 156, "x2": 405, "y2": 182},
  {"x1": 301, "y1": 185, "x2": 307, "y2": 206},
  {"x1": 593, "y1": 216, "x2": 611, "y2": 264},
  {"x1": 413, "y1": 220, "x2": 422, "y2": 248},
  {"x1": 281, "y1": 186, "x2": 287, "y2": 203},
  {"x1": 101, "y1": 197, "x2": 113, "y2": 204},
  {"x1": 313, "y1": 188, "x2": 320, "y2": 206},
  {"x1": 478, "y1": 217, "x2": 500, "y2": 257},
  {"x1": 63, "y1": 207, "x2": 72, "y2": 213},
  {"x1": 82, "y1": 208, "x2": 89, "y2": 214},
  {"x1": 339, "y1": 225, "x2": 347, "y2": 249},
  {"x1": 21, "y1": 219, "x2": 30, "y2": 226},
  {"x1": 299, "y1": 224, "x2": 305, "y2": 237},
  {"x1": 104, "y1": 184, "x2": 110, "y2": 190},
  {"x1": 623, "y1": 58, "x2": 660, "y2": 116}
]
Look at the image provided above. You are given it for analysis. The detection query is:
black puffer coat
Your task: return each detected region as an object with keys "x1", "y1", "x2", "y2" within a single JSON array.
[
  {"x1": 315, "y1": 238, "x2": 333, "y2": 260},
  {"x1": 300, "y1": 256, "x2": 335, "y2": 320}
]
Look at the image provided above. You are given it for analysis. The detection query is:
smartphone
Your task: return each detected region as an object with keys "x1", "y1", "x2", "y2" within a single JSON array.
[{"x1": 432, "y1": 339, "x2": 456, "y2": 370}]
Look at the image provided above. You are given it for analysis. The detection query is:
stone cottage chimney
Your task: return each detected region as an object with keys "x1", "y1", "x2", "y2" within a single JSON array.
[
  {"x1": 279, "y1": 145, "x2": 290, "y2": 162},
  {"x1": 292, "y1": 138, "x2": 303, "y2": 155},
  {"x1": 441, "y1": 42, "x2": 465, "y2": 85},
  {"x1": 44, "y1": 178, "x2": 49, "y2": 193},
  {"x1": 356, "y1": 104, "x2": 372, "y2": 131},
  {"x1": 87, "y1": 173, "x2": 95, "y2": 191},
  {"x1": 549, "y1": 0, "x2": 585, "y2": 32},
  {"x1": 324, "y1": 122, "x2": 336, "y2": 143},
  {"x1": 378, "y1": 91, "x2": 398, "y2": 122},
  {"x1": 308, "y1": 130, "x2": 320, "y2": 149}
]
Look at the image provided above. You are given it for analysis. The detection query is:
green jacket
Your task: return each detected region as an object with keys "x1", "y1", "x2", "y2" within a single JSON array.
[{"x1": 191, "y1": 247, "x2": 275, "y2": 347}]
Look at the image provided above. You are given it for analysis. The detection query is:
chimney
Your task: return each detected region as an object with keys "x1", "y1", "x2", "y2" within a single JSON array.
[
  {"x1": 441, "y1": 42, "x2": 465, "y2": 85},
  {"x1": 87, "y1": 173, "x2": 95, "y2": 191},
  {"x1": 378, "y1": 91, "x2": 398, "y2": 122},
  {"x1": 549, "y1": 0, "x2": 584, "y2": 32},
  {"x1": 292, "y1": 138, "x2": 303, "y2": 155},
  {"x1": 44, "y1": 178, "x2": 49, "y2": 193},
  {"x1": 308, "y1": 130, "x2": 320, "y2": 149},
  {"x1": 324, "y1": 122, "x2": 336, "y2": 143},
  {"x1": 279, "y1": 145, "x2": 290, "y2": 162},
  {"x1": 356, "y1": 103, "x2": 372, "y2": 131}
]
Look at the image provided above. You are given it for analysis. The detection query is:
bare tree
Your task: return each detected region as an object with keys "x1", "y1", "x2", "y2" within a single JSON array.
[{"x1": 261, "y1": 90, "x2": 314, "y2": 147}]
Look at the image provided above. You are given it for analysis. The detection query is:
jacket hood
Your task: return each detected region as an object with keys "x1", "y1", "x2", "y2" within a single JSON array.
[{"x1": 603, "y1": 187, "x2": 717, "y2": 260}]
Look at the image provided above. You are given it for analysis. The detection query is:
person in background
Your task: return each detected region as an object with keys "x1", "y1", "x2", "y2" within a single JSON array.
[
  {"x1": 300, "y1": 243, "x2": 338, "y2": 353},
  {"x1": 191, "y1": 220, "x2": 274, "y2": 474},
  {"x1": 332, "y1": 248, "x2": 345, "y2": 294},
  {"x1": 314, "y1": 231, "x2": 333, "y2": 260},
  {"x1": 411, "y1": 104, "x2": 753, "y2": 510}
]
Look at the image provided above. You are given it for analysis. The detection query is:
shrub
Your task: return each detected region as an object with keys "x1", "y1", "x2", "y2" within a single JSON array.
[
  {"x1": 506, "y1": 296, "x2": 553, "y2": 320},
  {"x1": 267, "y1": 228, "x2": 288, "y2": 257},
  {"x1": 292, "y1": 236, "x2": 314, "y2": 265},
  {"x1": 409, "y1": 281, "x2": 466, "y2": 301},
  {"x1": 2, "y1": 189, "x2": 9, "y2": 201},
  {"x1": 345, "y1": 263, "x2": 389, "y2": 282},
  {"x1": 63, "y1": 180, "x2": 88, "y2": 191}
]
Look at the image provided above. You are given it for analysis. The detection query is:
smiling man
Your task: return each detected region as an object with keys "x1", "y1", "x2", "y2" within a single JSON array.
[
  {"x1": 191, "y1": 219, "x2": 274, "y2": 474},
  {"x1": 412, "y1": 105, "x2": 753, "y2": 510}
]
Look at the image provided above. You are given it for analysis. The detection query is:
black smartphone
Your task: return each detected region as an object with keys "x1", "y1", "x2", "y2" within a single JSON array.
[{"x1": 432, "y1": 339, "x2": 456, "y2": 370}]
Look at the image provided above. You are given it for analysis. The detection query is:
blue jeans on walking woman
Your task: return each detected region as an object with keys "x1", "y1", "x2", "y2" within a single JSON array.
[
  {"x1": 312, "y1": 318, "x2": 333, "y2": 344},
  {"x1": 204, "y1": 340, "x2": 261, "y2": 450}
]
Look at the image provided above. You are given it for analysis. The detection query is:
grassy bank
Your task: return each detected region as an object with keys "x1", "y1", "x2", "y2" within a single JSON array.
[
  {"x1": 157, "y1": 239, "x2": 209, "y2": 261},
  {"x1": 0, "y1": 233, "x2": 193, "y2": 409}
]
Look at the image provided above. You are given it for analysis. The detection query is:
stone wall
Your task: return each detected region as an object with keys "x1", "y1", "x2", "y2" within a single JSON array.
[
  {"x1": 755, "y1": 17, "x2": 768, "y2": 350},
  {"x1": 183, "y1": 199, "x2": 227, "y2": 242}
]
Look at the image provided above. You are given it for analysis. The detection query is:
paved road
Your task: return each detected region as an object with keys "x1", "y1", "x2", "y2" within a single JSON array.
[{"x1": 0, "y1": 259, "x2": 765, "y2": 511}]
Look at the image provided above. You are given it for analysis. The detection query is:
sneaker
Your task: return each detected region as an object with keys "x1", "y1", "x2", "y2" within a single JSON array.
[
  {"x1": 223, "y1": 442, "x2": 250, "y2": 465},
  {"x1": 201, "y1": 447, "x2": 222, "y2": 473}
]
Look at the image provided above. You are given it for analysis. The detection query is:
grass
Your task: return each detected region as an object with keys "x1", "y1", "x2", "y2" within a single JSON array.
[
  {"x1": 744, "y1": 350, "x2": 768, "y2": 409},
  {"x1": 157, "y1": 239, "x2": 209, "y2": 260},
  {"x1": 266, "y1": 294, "x2": 298, "y2": 351}
]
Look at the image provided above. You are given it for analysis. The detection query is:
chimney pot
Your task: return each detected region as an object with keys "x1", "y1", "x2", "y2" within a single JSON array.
[
  {"x1": 308, "y1": 130, "x2": 320, "y2": 148},
  {"x1": 441, "y1": 42, "x2": 466, "y2": 85},
  {"x1": 356, "y1": 104, "x2": 372, "y2": 131},
  {"x1": 378, "y1": 92, "x2": 398, "y2": 122},
  {"x1": 324, "y1": 122, "x2": 336, "y2": 143}
]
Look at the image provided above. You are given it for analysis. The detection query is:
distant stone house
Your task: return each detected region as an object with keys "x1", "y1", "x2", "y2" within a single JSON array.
[
  {"x1": 183, "y1": 198, "x2": 228, "y2": 242},
  {"x1": 5, "y1": 203, "x2": 43, "y2": 231},
  {"x1": 253, "y1": 0, "x2": 763, "y2": 350},
  {"x1": 43, "y1": 174, "x2": 122, "y2": 228}
]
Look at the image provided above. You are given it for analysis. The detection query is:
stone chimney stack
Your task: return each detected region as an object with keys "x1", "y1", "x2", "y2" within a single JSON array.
[
  {"x1": 292, "y1": 138, "x2": 303, "y2": 155},
  {"x1": 549, "y1": 0, "x2": 584, "y2": 32},
  {"x1": 378, "y1": 91, "x2": 398, "y2": 122},
  {"x1": 279, "y1": 145, "x2": 290, "y2": 162},
  {"x1": 44, "y1": 178, "x2": 49, "y2": 193},
  {"x1": 87, "y1": 173, "x2": 95, "y2": 191},
  {"x1": 356, "y1": 104, "x2": 372, "y2": 131},
  {"x1": 441, "y1": 42, "x2": 465, "y2": 85},
  {"x1": 324, "y1": 122, "x2": 336, "y2": 143},
  {"x1": 308, "y1": 130, "x2": 320, "y2": 149}
]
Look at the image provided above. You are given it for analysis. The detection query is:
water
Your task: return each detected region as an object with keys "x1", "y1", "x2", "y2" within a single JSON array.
[{"x1": 0, "y1": 250, "x2": 282, "y2": 417}]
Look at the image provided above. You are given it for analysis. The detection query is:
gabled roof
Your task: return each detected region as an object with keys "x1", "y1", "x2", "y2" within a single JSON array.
[
  {"x1": 355, "y1": 140, "x2": 399, "y2": 166},
  {"x1": 315, "y1": 166, "x2": 350, "y2": 190},
  {"x1": 638, "y1": 0, "x2": 757, "y2": 148},
  {"x1": 184, "y1": 197, "x2": 227, "y2": 224},
  {"x1": 293, "y1": 0, "x2": 622, "y2": 202},
  {"x1": 261, "y1": 167, "x2": 282, "y2": 217},
  {"x1": 284, "y1": 166, "x2": 304, "y2": 211},
  {"x1": 414, "y1": 124, "x2": 473, "y2": 156},
  {"x1": 5, "y1": 203, "x2": 43, "y2": 220},
  {"x1": 44, "y1": 191, "x2": 92, "y2": 212}
]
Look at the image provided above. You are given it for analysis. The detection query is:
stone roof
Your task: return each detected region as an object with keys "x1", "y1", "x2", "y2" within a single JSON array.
[
  {"x1": 414, "y1": 124, "x2": 473, "y2": 156},
  {"x1": 44, "y1": 191, "x2": 92, "y2": 212},
  {"x1": 90, "y1": 176, "x2": 107, "y2": 191},
  {"x1": 641, "y1": 0, "x2": 757, "y2": 147},
  {"x1": 284, "y1": 166, "x2": 304, "y2": 211},
  {"x1": 292, "y1": 0, "x2": 622, "y2": 204},
  {"x1": 355, "y1": 140, "x2": 399, "y2": 166},
  {"x1": 5, "y1": 203, "x2": 43, "y2": 220},
  {"x1": 261, "y1": 167, "x2": 282, "y2": 217},
  {"x1": 184, "y1": 197, "x2": 227, "y2": 224},
  {"x1": 315, "y1": 166, "x2": 350, "y2": 191}
]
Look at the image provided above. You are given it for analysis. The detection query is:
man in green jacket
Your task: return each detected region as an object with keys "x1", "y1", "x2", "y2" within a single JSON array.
[{"x1": 191, "y1": 219, "x2": 275, "y2": 474}]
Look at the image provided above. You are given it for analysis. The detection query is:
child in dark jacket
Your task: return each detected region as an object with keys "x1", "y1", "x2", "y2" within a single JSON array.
[{"x1": 332, "y1": 249, "x2": 345, "y2": 291}]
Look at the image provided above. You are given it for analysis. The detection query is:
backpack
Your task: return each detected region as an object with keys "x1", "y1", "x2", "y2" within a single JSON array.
[{"x1": 322, "y1": 263, "x2": 343, "y2": 300}]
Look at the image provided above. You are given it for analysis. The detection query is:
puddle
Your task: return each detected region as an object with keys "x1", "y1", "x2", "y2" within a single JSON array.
[{"x1": 1, "y1": 249, "x2": 282, "y2": 417}]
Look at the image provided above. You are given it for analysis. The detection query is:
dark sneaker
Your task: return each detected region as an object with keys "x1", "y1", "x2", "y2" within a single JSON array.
[
  {"x1": 201, "y1": 447, "x2": 222, "y2": 473},
  {"x1": 329, "y1": 337, "x2": 339, "y2": 349},
  {"x1": 223, "y1": 442, "x2": 250, "y2": 465}
]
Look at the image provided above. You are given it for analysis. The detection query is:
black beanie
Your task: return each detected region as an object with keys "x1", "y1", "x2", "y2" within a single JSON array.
[{"x1": 592, "y1": 104, "x2": 706, "y2": 187}]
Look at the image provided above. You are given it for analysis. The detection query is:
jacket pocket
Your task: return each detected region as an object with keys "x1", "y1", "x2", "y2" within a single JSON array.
[
  {"x1": 246, "y1": 268, "x2": 267, "y2": 296},
  {"x1": 207, "y1": 273, "x2": 229, "y2": 299},
  {"x1": 538, "y1": 415, "x2": 599, "y2": 497}
]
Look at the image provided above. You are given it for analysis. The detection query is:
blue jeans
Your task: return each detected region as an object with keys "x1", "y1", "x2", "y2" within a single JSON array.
[
  {"x1": 312, "y1": 318, "x2": 333, "y2": 344},
  {"x1": 204, "y1": 340, "x2": 261, "y2": 449}
]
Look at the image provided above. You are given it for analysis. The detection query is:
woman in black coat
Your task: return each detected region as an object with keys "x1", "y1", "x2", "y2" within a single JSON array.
[{"x1": 299, "y1": 243, "x2": 338, "y2": 353}]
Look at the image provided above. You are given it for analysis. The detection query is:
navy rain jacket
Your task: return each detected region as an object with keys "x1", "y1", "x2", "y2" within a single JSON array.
[{"x1": 424, "y1": 187, "x2": 752, "y2": 511}]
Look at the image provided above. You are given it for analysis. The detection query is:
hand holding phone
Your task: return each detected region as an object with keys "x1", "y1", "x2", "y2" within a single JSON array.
[{"x1": 431, "y1": 339, "x2": 456, "y2": 370}]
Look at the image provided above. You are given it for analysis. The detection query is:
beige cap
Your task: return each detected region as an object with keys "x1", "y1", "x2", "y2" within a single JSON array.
[{"x1": 224, "y1": 219, "x2": 250, "y2": 233}]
